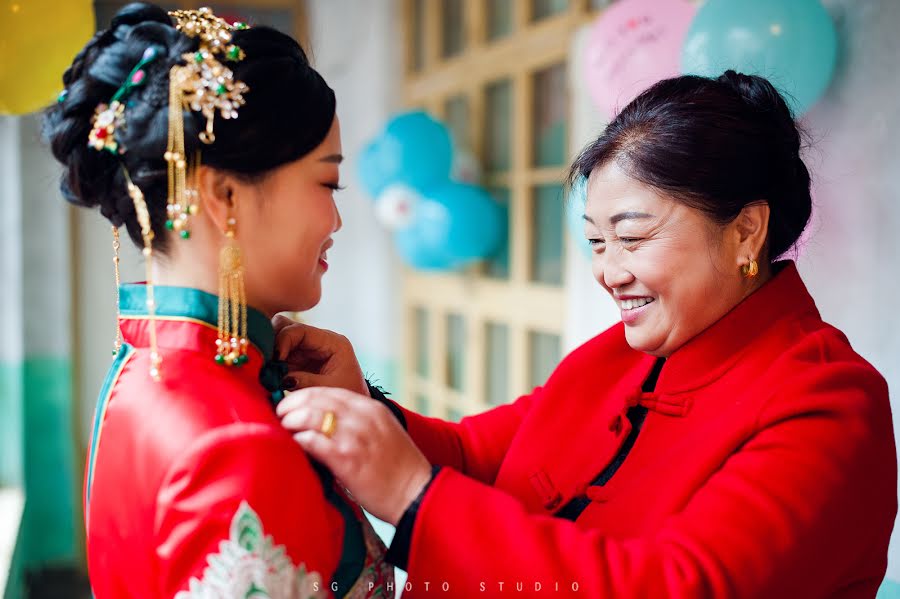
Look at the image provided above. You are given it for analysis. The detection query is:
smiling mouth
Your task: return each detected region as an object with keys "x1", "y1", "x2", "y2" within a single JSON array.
[{"x1": 620, "y1": 297, "x2": 654, "y2": 310}]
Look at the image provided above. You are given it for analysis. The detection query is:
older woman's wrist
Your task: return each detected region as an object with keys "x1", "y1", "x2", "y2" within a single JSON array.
[{"x1": 386, "y1": 465, "x2": 442, "y2": 569}]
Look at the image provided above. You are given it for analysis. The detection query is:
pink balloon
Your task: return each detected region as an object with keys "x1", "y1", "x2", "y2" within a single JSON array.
[{"x1": 584, "y1": 0, "x2": 696, "y2": 119}]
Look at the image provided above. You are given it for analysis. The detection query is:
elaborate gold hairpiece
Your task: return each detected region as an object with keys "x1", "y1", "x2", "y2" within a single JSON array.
[
  {"x1": 88, "y1": 46, "x2": 160, "y2": 154},
  {"x1": 164, "y1": 7, "x2": 250, "y2": 239}
]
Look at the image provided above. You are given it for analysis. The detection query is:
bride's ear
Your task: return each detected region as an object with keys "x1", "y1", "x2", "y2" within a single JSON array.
[{"x1": 197, "y1": 165, "x2": 236, "y2": 232}]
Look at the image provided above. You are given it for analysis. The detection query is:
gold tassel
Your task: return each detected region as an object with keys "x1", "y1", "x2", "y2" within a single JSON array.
[
  {"x1": 164, "y1": 66, "x2": 200, "y2": 240},
  {"x1": 215, "y1": 216, "x2": 249, "y2": 367},
  {"x1": 122, "y1": 168, "x2": 162, "y2": 381},
  {"x1": 111, "y1": 225, "x2": 123, "y2": 356}
]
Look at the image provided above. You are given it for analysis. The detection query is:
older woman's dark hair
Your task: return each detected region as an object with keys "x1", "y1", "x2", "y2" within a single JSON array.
[
  {"x1": 569, "y1": 70, "x2": 812, "y2": 261},
  {"x1": 43, "y1": 2, "x2": 336, "y2": 253}
]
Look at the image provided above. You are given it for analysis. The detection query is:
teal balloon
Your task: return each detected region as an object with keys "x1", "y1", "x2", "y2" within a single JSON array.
[
  {"x1": 566, "y1": 175, "x2": 592, "y2": 258},
  {"x1": 394, "y1": 182, "x2": 503, "y2": 271},
  {"x1": 681, "y1": 0, "x2": 837, "y2": 115},
  {"x1": 358, "y1": 140, "x2": 392, "y2": 197},
  {"x1": 357, "y1": 111, "x2": 453, "y2": 198},
  {"x1": 384, "y1": 111, "x2": 453, "y2": 189}
]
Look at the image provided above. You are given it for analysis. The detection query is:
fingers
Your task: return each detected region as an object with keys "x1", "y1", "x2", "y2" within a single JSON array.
[
  {"x1": 274, "y1": 322, "x2": 336, "y2": 361},
  {"x1": 271, "y1": 313, "x2": 296, "y2": 334},
  {"x1": 292, "y1": 430, "x2": 336, "y2": 467},
  {"x1": 281, "y1": 370, "x2": 327, "y2": 391},
  {"x1": 275, "y1": 386, "x2": 358, "y2": 418},
  {"x1": 280, "y1": 402, "x2": 327, "y2": 433}
]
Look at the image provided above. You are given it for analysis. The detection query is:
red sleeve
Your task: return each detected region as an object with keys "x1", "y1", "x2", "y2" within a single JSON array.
[
  {"x1": 403, "y1": 363, "x2": 896, "y2": 598},
  {"x1": 153, "y1": 423, "x2": 343, "y2": 598},
  {"x1": 395, "y1": 390, "x2": 537, "y2": 485}
]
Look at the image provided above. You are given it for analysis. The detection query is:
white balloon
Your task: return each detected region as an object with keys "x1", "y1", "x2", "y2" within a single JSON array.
[{"x1": 374, "y1": 184, "x2": 421, "y2": 231}]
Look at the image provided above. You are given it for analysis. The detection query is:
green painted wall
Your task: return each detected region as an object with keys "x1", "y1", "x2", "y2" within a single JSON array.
[
  {"x1": 21, "y1": 357, "x2": 78, "y2": 567},
  {"x1": 2, "y1": 356, "x2": 77, "y2": 599},
  {"x1": 0, "y1": 363, "x2": 23, "y2": 488},
  {"x1": 1, "y1": 361, "x2": 25, "y2": 599}
]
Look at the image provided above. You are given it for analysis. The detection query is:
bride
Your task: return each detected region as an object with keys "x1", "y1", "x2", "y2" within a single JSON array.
[{"x1": 44, "y1": 4, "x2": 391, "y2": 597}]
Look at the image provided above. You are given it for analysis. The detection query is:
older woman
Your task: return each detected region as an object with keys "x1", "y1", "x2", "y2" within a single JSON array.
[{"x1": 276, "y1": 71, "x2": 896, "y2": 597}]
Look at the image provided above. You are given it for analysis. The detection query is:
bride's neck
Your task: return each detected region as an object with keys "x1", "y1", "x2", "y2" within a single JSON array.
[
  {"x1": 153, "y1": 233, "x2": 219, "y2": 298},
  {"x1": 152, "y1": 231, "x2": 277, "y2": 320}
]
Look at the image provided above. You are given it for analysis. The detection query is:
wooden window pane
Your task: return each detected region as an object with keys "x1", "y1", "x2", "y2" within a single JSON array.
[
  {"x1": 485, "y1": 79, "x2": 512, "y2": 172},
  {"x1": 487, "y1": 0, "x2": 514, "y2": 41},
  {"x1": 484, "y1": 79, "x2": 512, "y2": 173},
  {"x1": 414, "y1": 307, "x2": 429, "y2": 377},
  {"x1": 529, "y1": 331, "x2": 561, "y2": 389},
  {"x1": 531, "y1": 184, "x2": 564, "y2": 285},
  {"x1": 531, "y1": 0, "x2": 569, "y2": 21},
  {"x1": 485, "y1": 322, "x2": 510, "y2": 406},
  {"x1": 444, "y1": 94, "x2": 471, "y2": 149},
  {"x1": 441, "y1": 0, "x2": 466, "y2": 58},
  {"x1": 485, "y1": 187, "x2": 511, "y2": 279},
  {"x1": 446, "y1": 313, "x2": 466, "y2": 391},
  {"x1": 412, "y1": 0, "x2": 426, "y2": 72},
  {"x1": 532, "y1": 62, "x2": 568, "y2": 167}
]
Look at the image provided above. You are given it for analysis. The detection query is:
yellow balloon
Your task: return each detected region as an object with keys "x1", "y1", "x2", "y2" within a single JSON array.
[{"x1": 0, "y1": 0, "x2": 95, "y2": 115}]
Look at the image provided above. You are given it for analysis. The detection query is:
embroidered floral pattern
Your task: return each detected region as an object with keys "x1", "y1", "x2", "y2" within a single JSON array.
[
  {"x1": 175, "y1": 501, "x2": 326, "y2": 599},
  {"x1": 343, "y1": 514, "x2": 395, "y2": 599}
]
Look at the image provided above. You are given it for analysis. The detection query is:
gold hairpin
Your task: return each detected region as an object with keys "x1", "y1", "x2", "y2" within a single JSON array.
[
  {"x1": 165, "y1": 7, "x2": 250, "y2": 240},
  {"x1": 123, "y1": 168, "x2": 162, "y2": 381},
  {"x1": 88, "y1": 46, "x2": 160, "y2": 155}
]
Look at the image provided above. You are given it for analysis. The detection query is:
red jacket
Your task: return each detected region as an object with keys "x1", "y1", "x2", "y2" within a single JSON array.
[
  {"x1": 398, "y1": 263, "x2": 896, "y2": 598},
  {"x1": 85, "y1": 284, "x2": 393, "y2": 598}
]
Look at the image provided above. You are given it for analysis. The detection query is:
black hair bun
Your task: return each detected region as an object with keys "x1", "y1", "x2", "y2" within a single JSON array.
[
  {"x1": 42, "y1": 2, "x2": 188, "y2": 236},
  {"x1": 43, "y1": 2, "x2": 336, "y2": 253}
]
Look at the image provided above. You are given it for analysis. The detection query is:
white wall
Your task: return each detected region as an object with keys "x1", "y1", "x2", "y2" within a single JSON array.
[
  {"x1": 566, "y1": 0, "x2": 900, "y2": 584},
  {"x1": 803, "y1": 0, "x2": 900, "y2": 582}
]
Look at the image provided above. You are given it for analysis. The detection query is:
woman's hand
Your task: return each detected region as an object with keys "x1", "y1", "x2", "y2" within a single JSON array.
[
  {"x1": 272, "y1": 315, "x2": 368, "y2": 396},
  {"x1": 277, "y1": 386, "x2": 433, "y2": 526}
]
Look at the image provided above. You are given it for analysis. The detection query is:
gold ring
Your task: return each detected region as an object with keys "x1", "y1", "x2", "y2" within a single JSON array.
[{"x1": 320, "y1": 410, "x2": 337, "y2": 438}]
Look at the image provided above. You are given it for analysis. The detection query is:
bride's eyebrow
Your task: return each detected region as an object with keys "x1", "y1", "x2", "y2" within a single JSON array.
[{"x1": 319, "y1": 154, "x2": 344, "y2": 164}]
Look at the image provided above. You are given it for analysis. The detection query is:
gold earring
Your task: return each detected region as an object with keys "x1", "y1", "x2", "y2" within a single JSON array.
[
  {"x1": 215, "y1": 215, "x2": 249, "y2": 367},
  {"x1": 741, "y1": 257, "x2": 759, "y2": 278},
  {"x1": 111, "y1": 226, "x2": 124, "y2": 356}
]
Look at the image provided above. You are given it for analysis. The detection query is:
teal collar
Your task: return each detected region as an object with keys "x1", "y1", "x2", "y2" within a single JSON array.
[{"x1": 119, "y1": 284, "x2": 276, "y2": 362}]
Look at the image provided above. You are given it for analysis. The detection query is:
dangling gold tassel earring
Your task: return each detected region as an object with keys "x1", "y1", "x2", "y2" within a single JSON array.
[
  {"x1": 122, "y1": 168, "x2": 162, "y2": 381},
  {"x1": 215, "y1": 215, "x2": 249, "y2": 367},
  {"x1": 111, "y1": 225, "x2": 123, "y2": 356},
  {"x1": 164, "y1": 66, "x2": 200, "y2": 240}
]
